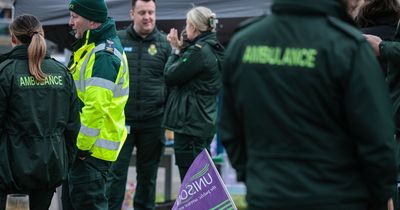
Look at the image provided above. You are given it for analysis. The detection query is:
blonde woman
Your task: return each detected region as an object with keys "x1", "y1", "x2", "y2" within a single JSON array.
[{"x1": 162, "y1": 6, "x2": 224, "y2": 180}]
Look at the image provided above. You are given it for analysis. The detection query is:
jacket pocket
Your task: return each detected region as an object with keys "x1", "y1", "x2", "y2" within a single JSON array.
[{"x1": 164, "y1": 91, "x2": 188, "y2": 127}]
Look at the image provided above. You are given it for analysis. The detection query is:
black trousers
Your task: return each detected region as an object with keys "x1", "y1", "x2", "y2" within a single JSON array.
[
  {"x1": 62, "y1": 157, "x2": 111, "y2": 210},
  {"x1": 106, "y1": 125, "x2": 164, "y2": 210},
  {"x1": 173, "y1": 133, "x2": 213, "y2": 181}
]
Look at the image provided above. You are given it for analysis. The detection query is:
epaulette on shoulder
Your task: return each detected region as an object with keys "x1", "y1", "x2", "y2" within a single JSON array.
[
  {"x1": 0, "y1": 59, "x2": 13, "y2": 73},
  {"x1": 235, "y1": 14, "x2": 267, "y2": 33},
  {"x1": 195, "y1": 43, "x2": 203, "y2": 49},
  {"x1": 104, "y1": 39, "x2": 115, "y2": 54},
  {"x1": 327, "y1": 16, "x2": 364, "y2": 42}
]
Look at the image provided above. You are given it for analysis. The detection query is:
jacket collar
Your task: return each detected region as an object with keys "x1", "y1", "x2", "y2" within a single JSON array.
[
  {"x1": 127, "y1": 23, "x2": 159, "y2": 41},
  {"x1": 0, "y1": 44, "x2": 50, "y2": 61},
  {"x1": 272, "y1": 0, "x2": 356, "y2": 26},
  {"x1": 182, "y1": 32, "x2": 219, "y2": 50},
  {"x1": 189, "y1": 32, "x2": 217, "y2": 44},
  {"x1": 72, "y1": 17, "x2": 117, "y2": 51}
]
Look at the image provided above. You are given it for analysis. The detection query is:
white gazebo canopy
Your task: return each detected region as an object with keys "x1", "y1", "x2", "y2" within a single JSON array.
[{"x1": 0, "y1": 0, "x2": 15, "y2": 9}]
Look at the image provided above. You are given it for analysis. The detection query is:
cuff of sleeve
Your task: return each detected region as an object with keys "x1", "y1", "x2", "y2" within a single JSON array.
[
  {"x1": 171, "y1": 48, "x2": 180, "y2": 55},
  {"x1": 379, "y1": 42, "x2": 385, "y2": 56}
]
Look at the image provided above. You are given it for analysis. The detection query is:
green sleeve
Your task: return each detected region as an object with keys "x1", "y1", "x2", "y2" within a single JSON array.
[
  {"x1": 0, "y1": 60, "x2": 12, "y2": 134},
  {"x1": 344, "y1": 41, "x2": 397, "y2": 205},
  {"x1": 218, "y1": 39, "x2": 247, "y2": 182},
  {"x1": 164, "y1": 47, "x2": 205, "y2": 86},
  {"x1": 381, "y1": 40, "x2": 400, "y2": 136},
  {"x1": 64, "y1": 72, "x2": 81, "y2": 164},
  {"x1": 380, "y1": 41, "x2": 400, "y2": 67},
  {"x1": 0, "y1": 69, "x2": 7, "y2": 133}
]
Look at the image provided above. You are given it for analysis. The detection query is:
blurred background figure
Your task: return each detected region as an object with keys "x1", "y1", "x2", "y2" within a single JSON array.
[
  {"x1": 0, "y1": 2, "x2": 14, "y2": 54},
  {"x1": 106, "y1": 0, "x2": 171, "y2": 210},
  {"x1": 355, "y1": 0, "x2": 400, "y2": 75},
  {"x1": 219, "y1": 0, "x2": 397, "y2": 209},
  {"x1": 362, "y1": 1, "x2": 400, "y2": 209},
  {"x1": 0, "y1": 14, "x2": 80, "y2": 210},
  {"x1": 162, "y1": 6, "x2": 224, "y2": 181},
  {"x1": 347, "y1": 0, "x2": 365, "y2": 18},
  {"x1": 356, "y1": 0, "x2": 400, "y2": 40}
]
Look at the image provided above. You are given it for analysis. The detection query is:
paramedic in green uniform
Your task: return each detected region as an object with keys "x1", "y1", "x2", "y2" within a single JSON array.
[
  {"x1": 162, "y1": 6, "x2": 224, "y2": 180},
  {"x1": 0, "y1": 14, "x2": 80, "y2": 210},
  {"x1": 219, "y1": 0, "x2": 397, "y2": 209}
]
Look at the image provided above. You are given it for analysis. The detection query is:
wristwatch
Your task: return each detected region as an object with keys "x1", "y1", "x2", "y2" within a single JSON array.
[{"x1": 171, "y1": 48, "x2": 180, "y2": 55}]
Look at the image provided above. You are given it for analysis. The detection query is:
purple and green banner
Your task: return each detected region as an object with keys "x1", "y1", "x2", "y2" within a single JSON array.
[{"x1": 172, "y1": 149, "x2": 237, "y2": 210}]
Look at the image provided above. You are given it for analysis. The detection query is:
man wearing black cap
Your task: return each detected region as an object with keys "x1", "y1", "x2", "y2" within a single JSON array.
[
  {"x1": 61, "y1": 0, "x2": 130, "y2": 209},
  {"x1": 219, "y1": 0, "x2": 397, "y2": 209}
]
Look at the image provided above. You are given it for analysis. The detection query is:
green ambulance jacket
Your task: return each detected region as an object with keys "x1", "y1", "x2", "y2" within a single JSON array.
[
  {"x1": 380, "y1": 39, "x2": 400, "y2": 136},
  {"x1": 0, "y1": 45, "x2": 80, "y2": 191},
  {"x1": 162, "y1": 32, "x2": 224, "y2": 138},
  {"x1": 219, "y1": 0, "x2": 397, "y2": 209}
]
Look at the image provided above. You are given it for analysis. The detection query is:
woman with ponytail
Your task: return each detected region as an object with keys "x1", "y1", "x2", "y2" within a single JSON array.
[
  {"x1": 0, "y1": 14, "x2": 80, "y2": 210},
  {"x1": 9, "y1": 14, "x2": 47, "y2": 82}
]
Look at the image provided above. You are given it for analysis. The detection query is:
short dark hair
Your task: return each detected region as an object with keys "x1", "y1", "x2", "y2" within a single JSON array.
[
  {"x1": 355, "y1": 0, "x2": 400, "y2": 27},
  {"x1": 132, "y1": 0, "x2": 155, "y2": 7}
]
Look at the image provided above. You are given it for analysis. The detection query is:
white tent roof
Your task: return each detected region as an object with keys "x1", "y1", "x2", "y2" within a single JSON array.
[
  {"x1": 0, "y1": 0, "x2": 14, "y2": 9},
  {"x1": 15, "y1": 0, "x2": 270, "y2": 25},
  {"x1": 13, "y1": 0, "x2": 270, "y2": 48}
]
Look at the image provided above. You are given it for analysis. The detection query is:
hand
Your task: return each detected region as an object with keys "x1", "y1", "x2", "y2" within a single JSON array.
[
  {"x1": 167, "y1": 28, "x2": 183, "y2": 50},
  {"x1": 388, "y1": 198, "x2": 394, "y2": 210},
  {"x1": 364, "y1": 34, "x2": 382, "y2": 56}
]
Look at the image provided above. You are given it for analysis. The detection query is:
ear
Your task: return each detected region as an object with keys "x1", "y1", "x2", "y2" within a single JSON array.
[
  {"x1": 189, "y1": 23, "x2": 196, "y2": 33},
  {"x1": 11, "y1": 34, "x2": 17, "y2": 45},
  {"x1": 129, "y1": 9, "x2": 134, "y2": 20}
]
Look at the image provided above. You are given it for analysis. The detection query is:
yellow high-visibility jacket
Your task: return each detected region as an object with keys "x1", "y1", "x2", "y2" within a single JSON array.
[{"x1": 69, "y1": 18, "x2": 129, "y2": 161}]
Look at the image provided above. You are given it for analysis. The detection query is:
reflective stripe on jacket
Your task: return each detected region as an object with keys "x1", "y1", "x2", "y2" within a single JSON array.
[{"x1": 70, "y1": 26, "x2": 129, "y2": 161}]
